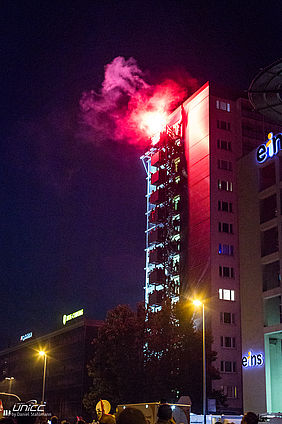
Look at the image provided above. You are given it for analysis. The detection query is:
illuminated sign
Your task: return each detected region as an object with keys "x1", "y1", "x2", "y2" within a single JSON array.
[
  {"x1": 242, "y1": 351, "x2": 264, "y2": 368},
  {"x1": 20, "y1": 332, "x2": 33, "y2": 342},
  {"x1": 62, "y1": 309, "x2": 84, "y2": 325},
  {"x1": 256, "y1": 132, "x2": 282, "y2": 164}
]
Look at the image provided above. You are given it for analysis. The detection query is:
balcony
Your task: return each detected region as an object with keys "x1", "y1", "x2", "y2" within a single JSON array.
[
  {"x1": 149, "y1": 268, "x2": 165, "y2": 285},
  {"x1": 151, "y1": 150, "x2": 166, "y2": 167},
  {"x1": 150, "y1": 188, "x2": 166, "y2": 205},
  {"x1": 149, "y1": 289, "x2": 164, "y2": 306},
  {"x1": 149, "y1": 207, "x2": 167, "y2": 224},
  {"x1": 148, "y1": 228, "x2": 165, "y2": 245},
  {"x1": 151, "y1": 169, "x2": 166, "y2": 186},
  {"x1": 149, "y1": 248, "x2": 164, "y2": 264}
]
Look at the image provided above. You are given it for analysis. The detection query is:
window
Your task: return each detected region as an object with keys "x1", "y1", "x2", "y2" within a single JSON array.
[
  {"x1": 263, "y1": 261, "x2": 281, "y2": 291},
  {"x1": 220, "y1": 312, "x2": 235, "y2": 324},
  {"x1": 174, "y1": 157, "x2": 181, "y2": 173},
  {"x1": 217, "y1": 120, "x2": 231, "y2": 131},
  {"x1": 261, "y1": 227, "x2": 278, "y2": 256},
  {"x1": 218, "y1": 159, "x2": 232, "y2": 171},
  {"x1": 216, "y1": 100, "x2": 231, "y2": 112},
  {"x1": 264, "y1": 295, "x2": 282, "y2": 326},
  {"x1": 221, "y1": 361, "x2": 236, "y2": 373},
  {"x1": 221, "y1": 336, "x2": 236, "y2": 348},
  {"x1": 260, "y1": 194, "x2": 277, "y2": 223},
  {"x1": 218, "y1": 179, "x2": 233, "y2": 191},
  {"x1": 221, "y1": 385, "x2": 237, "y2": 399},
  {"x1": 218, "y1": 244, "x2": 234, "y2": 256},
  {"x1": 219, "y1": 266, "x2": 234, "y2": 278},
  {"x1": 173, "y1": 195, "x2": 181, "y2": 211},
  {"x1": 217, "y1": 139, "x2": 232, "y2": 151},
  {"x1": 259, "y1": 162, "x2": 276, "y2": 191},
  {"x1": 218, "y1": 201, "x2": 233, "y2": 212},
  {"x1": 218, "y1": 222, "x2": 233, "y2": 233},
  {"x1": 219, "y1": 289, "x2": 235, "y2": 301}
]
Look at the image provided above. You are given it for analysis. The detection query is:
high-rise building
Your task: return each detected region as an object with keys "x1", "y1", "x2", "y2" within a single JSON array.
[{"x1": 141, "y1": 81, "x2": 282, "y2": 413}]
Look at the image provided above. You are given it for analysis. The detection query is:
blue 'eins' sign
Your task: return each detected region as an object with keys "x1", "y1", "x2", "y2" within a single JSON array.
[
  {"x1": 242, "y1": 351, "x2": 264, "y2": 368},
  {"x1": 257, "y1": 132, "x2": 282, "y2": 164}
]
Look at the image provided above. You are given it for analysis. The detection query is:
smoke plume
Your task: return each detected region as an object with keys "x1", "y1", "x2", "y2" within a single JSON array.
[{"x1": 80, "y1": 56, "x2": 197, "y2": 145}]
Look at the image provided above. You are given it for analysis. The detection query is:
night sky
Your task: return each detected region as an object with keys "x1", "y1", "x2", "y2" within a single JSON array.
[{"x1": 1, "y1": 0, "x2": 281, "y2": 348}]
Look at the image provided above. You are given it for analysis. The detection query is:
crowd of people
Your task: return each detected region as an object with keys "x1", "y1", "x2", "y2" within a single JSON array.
[{"x1": 0, "y1": 405, "x2": 260, "y2": 424}]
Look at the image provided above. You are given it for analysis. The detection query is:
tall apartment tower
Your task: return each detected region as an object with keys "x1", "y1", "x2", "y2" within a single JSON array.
[{"x1": 141, "y1": 82, "x2": 281, "y2": 413}]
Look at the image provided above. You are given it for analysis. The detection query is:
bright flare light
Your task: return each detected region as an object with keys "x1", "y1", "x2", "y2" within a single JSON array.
[
  {"x1": 38, "y1": 350, "x2": 46, "y2": 357},
  {"x1": 139, "y1": 110, "x2": 167, "y2": 139},
  {"x1": 193, "y1": 299, "x2": 202, "y2": 307}
]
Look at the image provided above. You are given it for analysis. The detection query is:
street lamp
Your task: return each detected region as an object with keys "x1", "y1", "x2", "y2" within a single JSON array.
[
  {"x1": 193, "y1": 299, "x2": 206, "y2": 424},
  {"x1": 5, "y1": 377, "x2": 15, "y2": 396},
  {"x1": 38, "y1": 350, "x2": 47, "y2": 404}
]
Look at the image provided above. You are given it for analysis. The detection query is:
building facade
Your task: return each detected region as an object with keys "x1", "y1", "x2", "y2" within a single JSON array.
[
  {"x1": 0, "y1": 318, "x2": 102, "y2": 420},
  {"x1": 238, "y1": 132, "x2": 282, "y2": 413},
  {"x1": 141, "y1": 82, "x2": 281, "y2": 413}
]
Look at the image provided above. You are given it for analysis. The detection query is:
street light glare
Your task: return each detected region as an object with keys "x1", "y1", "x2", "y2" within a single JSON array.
[
  {"x1": 38, "y1": 350, "x2": 46, "y2": 357},
  {"x1": 193, "y1": 299, "x2": 202, "y2": 307}
]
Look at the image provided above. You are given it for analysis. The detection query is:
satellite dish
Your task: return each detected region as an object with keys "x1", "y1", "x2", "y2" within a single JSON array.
[
  {"x1": 248, "y1": 58, "x2": 282, "y2": 123},
  {"x1": 96, "y1": 399, "x2": 111, "y2": 418}
]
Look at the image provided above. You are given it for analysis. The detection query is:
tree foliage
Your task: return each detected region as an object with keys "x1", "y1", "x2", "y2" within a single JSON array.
[{"x1": 84, "y1": 301, "x2": 223, "y2": 415}]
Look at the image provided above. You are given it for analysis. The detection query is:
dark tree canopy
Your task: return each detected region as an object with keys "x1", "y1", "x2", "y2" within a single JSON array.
[{"x1": 84, "y1": 301, "x2": 224, "y2": 415}]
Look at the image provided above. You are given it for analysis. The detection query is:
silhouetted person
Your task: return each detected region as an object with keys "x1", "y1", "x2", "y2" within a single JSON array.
[
  {"x1": 157, "y1": 404, "x2": 173, "y2": 424},
  {"x1": 241, "y1": 412, "x2": 259, "y2": 424},
  {"x1": 117, "y1": 407, "x2": 146, "y2": 424},
  {"x1": 51, "y1": 417, "x2": 58, "y2": 424},
  {"x1": 99, "y1": 414, "x2": 116, "y2": 424}
]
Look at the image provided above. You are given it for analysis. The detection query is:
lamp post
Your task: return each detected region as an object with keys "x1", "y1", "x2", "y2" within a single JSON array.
[
  {"x1": 38, "y1": 351, "x2": 47, "y2": 404},
  {"x1": 5, "y1": 377, "x2": 15, "y2": 395},
  {"x1": 193, "y1": 300, "x2": 206, "y2": 424}
]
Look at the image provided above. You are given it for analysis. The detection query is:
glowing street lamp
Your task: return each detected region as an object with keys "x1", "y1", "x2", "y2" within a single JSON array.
[
  {"x1": 193, "y1": 299, "x2": 206, "y2": 424},
  {"x1": 5, "y1": 377, "x2": 15, "y2": 396},
  {"x1": 38, "y1": 350, "x2": 47, "y2": 404}
]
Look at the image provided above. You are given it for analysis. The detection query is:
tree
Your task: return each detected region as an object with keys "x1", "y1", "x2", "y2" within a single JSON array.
[
  {"x1": 83, "y1": 304, "x2": 146, "y2": 414},
  {"x1": 144, "y1": 300, "x2": 221, "y2": 412},
  {"x1": 84, "y1": 301, "x2": 224, "y2": 414}
]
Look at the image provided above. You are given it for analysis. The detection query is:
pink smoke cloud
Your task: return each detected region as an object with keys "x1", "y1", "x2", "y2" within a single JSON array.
[{"x1": 80, "y1": 56, "x2": 198, "y2": 146}]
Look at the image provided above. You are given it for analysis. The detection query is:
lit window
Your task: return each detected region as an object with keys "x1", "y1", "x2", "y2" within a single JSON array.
[
  {"x1": 174, "y1": 157, "x2": 181, "y2": 172},
  {"x1": 218, "y1": 244, "x2": 234, "y2": 256},
  {"x1": 173, "y1": 195, "x2": 181, "y2": 211},
  {"x1": 216, "y1": 100, "x2": 231, "y2": 112},
  {"x1": 221, "y1": 385, "x2": 237, "y2": 398},
  {"x1": 218, "y1": 179, "x2": 233, "y2": 191},
  {"x1": 219, "y1": 289, "x2": 235, "y2": 301}
]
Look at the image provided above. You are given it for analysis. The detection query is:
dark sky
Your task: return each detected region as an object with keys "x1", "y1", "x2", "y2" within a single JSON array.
[{"x1": 0, "y1": 0, "x2": 281, "y2": 348}]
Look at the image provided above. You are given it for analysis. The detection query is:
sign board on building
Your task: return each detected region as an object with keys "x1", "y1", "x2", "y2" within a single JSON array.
[
  {"x1": 20, "y1": 332, "x2": 33, "y2": 342},
  {"x1": 256, "y1": 132, "x2": 282, "y2": 164},
  {"x1": 242, "y1": 351, "x2": 264, "y2": 368},
  {"x1": 62, "y1": 309, "x2": 84, "y2": 325}
]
